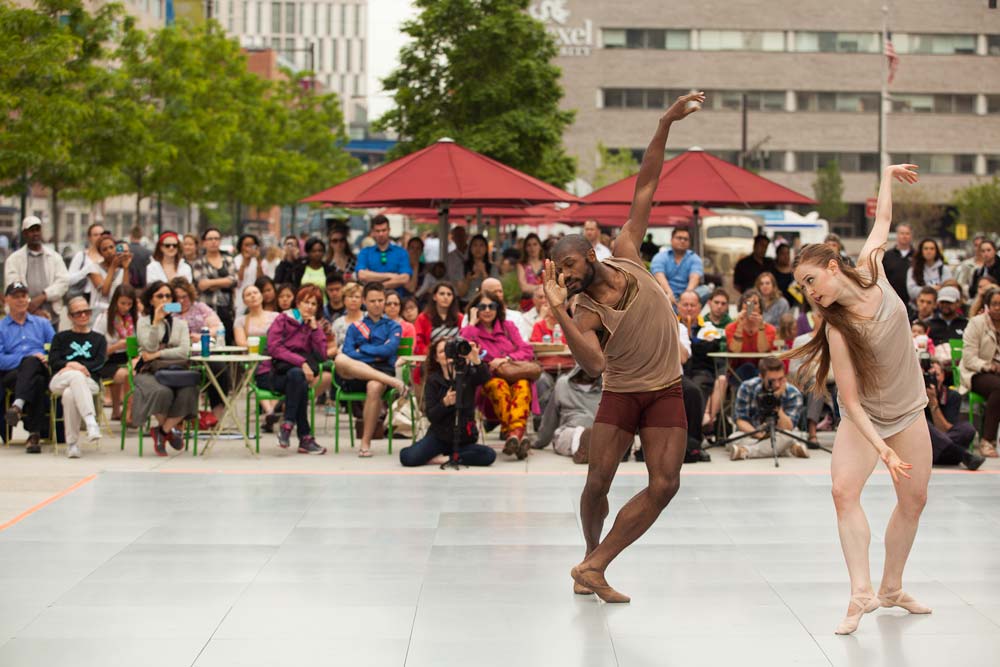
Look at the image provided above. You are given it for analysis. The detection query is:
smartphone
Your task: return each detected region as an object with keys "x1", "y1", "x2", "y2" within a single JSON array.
[
  {"x1": 115, "y1": 242, "x2": 127, "y2": 253},
  {"x1": 746, "y1": 301, "x2": 755, "y2": 316},
  {"x1": 163, "y1": 302, "x2": 181, "y2": 314},
  {"x1": 479, "y1": 349, "x2": 488, "y2": 359}
]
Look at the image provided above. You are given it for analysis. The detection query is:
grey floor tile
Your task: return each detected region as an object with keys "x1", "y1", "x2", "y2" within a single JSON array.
[
  {"x1": 15, "y1": 605, "x2": 224, "y2": 639},
  {"x1": 192, "y1": 638, "x2": 410, "y2": 667},
  {"x1": 214, "y1": 605, "x2": 416, "y2": 639},
  {"x1": 612, "y1": 633, "x2": 831, "y2": 667},
  {"x1": 404, "y1": 636, "x2": 618, "y2": 667},
  {"x1": 0, "y1": 638, "x2": 206, "y2": 667}
]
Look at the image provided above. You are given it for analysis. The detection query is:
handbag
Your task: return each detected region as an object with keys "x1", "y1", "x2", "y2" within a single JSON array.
[
  {"x1": 153, "y1": 367, "x2": 202, "y2": 388},
  {"x1": 494, "y1": 359, "x2": 543, "y2": 383}
]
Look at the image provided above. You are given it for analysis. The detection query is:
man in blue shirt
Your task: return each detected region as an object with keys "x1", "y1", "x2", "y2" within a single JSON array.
[
  {"x1": 731, "y1": 356, "x2": 807, "y2": 461},
  {"x1": 0, "y1": 281, "x2": 56, "y2": 453},
  {"x1": 355, "y1": 215, "x2": 412, "y2": 293},
  {"x1": 650, "y1": 227, "x2": 710, "y2": 305},
  {"x1": 337, "y1": 282, "x2": 403, "y2": 456}
]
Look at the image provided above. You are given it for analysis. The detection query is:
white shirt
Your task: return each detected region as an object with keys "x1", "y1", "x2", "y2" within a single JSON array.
[
  {"x1": 146, "y1": 259, "x2": 193, "y2": 285},
  {"x1": 593, "y1": 243, "x2": 612, "y2": 261},
  {"x1": 233, "y1": 255, "x2": 260, "y2": 312}
]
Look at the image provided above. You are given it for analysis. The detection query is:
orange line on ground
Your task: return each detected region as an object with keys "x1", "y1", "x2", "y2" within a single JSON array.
[
  {"x1": 152, "y1": 468, "x2": 1000, "y2": 477},
  {"x1": 0, "y1": 474, "x2": 97, "y2": 532}
]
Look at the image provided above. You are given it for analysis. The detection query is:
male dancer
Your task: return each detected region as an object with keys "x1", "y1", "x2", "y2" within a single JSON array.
[{"x1": 543, "y1": 91, "x2": 705, "y2": 602}]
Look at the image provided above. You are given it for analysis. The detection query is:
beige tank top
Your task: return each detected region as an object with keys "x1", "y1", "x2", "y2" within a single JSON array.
[
  {"x1": 837, "y1": 271, "x2": 927, "y2": 426},
  {"x1": 575, "y1": 256, "x2": 682, "y2": 393}
]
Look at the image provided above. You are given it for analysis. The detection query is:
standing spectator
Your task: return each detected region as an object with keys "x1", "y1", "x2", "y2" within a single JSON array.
[
  {"x1": 535, "y1": 366, "x2": 603, "y2": 463},
  {"x1": 261, "y1": 245, "x2": 281, "y2": 280},
  {"x1": 882, "y1": 223, "x2": 914, "y2": 306},
  {"x1": 338, "y1": 282, "x2": 404, "y2": 457},
  {"x1": 824, "y1": 233, "x2": 854, "y2": 267},
  {"x1": 384, "y1": 291, "x2": 417, "y2": 342},
  {"x1": 398, "y1": 337, "x2": 495, "y2": 467},
  {"x1": 650, "y1": 227, "x2": 708, "y2": 304},
  {"x1": 773, "y1": 243, "x2": 798, "y2": 309},
  {"x1": 517, "y1": 233, "x2": 546, "y2": 311},
  {"x1": 970, "y1": 239, "x2": 1000, "y2": 301},
  {"x1": 325, "y1": 225, "x2": 357, "y2": 279},
  {"x1": 458, "y1": 234, "x2": 492, "y2": 301},
  {"x1": 730, "y1": 357, "x2": 807, "y2": 460},
  {"x1": 0, "y1": 281, "x2": 55, "y2": 453},
  {"x1": 954, "y1": 233, "x2": 985, "y2": 299},
  {"x1": 926, "y1": 287, "x2": 968, "y2": 346},
  {"x1": 192, "y1": 227, "x2": 238, "y2": 344},
  {"x1": 132, "y1": 282, "x2": 199, "y2": 456},
  {"x1": 414, "y1": 282, "x2": 463, "y2": 355},
  {"x1": 924, "y1": 360, "x2": 983, "y2": 470},
  {"x1": 66, "y1": 222, "x2": 106, "y2": 299},
  {"x1": 959, "y1": 287, "x2": 1000, "y2": 457},
  {"x1": 4, "y1": 216, "x2": 69, "y2": 329},
  {"x1": 85, "y1": 236, "x2": 127, "y2": 318},
  {"x1": 48, "y1": 297, "x2": 106, "y2": 458},
  {"x1": 445, "y1": 226, "x2": 470, "y2": 284},
  {"x1": 127, "y1": 225, "x2": 152, "y2": 289},
  {"x1": 755, "y1": 271, "x2": 790, "y2": 327},
  {"x1": 233, "y1": 233, "x2": 262, "y2": 313},
  {"x1": 583, "y1": 220, "x2": 612, "y2": 261},
  {"x1": 402, "y1": 297, "x2": 420, "y2": 326},
  {"x1": 906, "y1": 238, "x2": 952, "y2": 303},
  {"x1": 146, "y1": 232, "x2": 193, "y2": 285},
  {"x1": 181, "y1": 234, "x2": 200, "y2": 266},
  {"x1": 639, "y1": 234, "x2": 660, "y2": 262},
  {"x1": 255, "y1": 276, "x2": 278, "y2": 312},
  {"x1": 273, "y1": 235, "x2": 300, "y2": 286},
  {"x1": 292, "y1": 238, "x2": 337, "y2": 295},
  {"x1": 732, "y1": 234, "x2": 776, "y2": 293},
  {"x1": 356, "y1": 215, "x2": 411, "y2": 292},
  {"x1": 404, "y1": 236, "x2": 426, "y2": 296},
  {"x1": 93, "y1": 283, "x2": 137, "y2": 422},
  {"x1": 911, "y1": 286, "x2": 938, "y2": 325}
]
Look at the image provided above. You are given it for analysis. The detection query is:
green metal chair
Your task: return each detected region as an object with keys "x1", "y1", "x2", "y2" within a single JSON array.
[
  {"x1": 120, "y1": 336, "x2": 198, "y2": 456},
  {"x1": 396, "y1": 337, "x2": 419, "y2": 446},
  {"x1": 244, "y1": 335, "x2": 317, "y2": 454},
  {"x1": 949, "y1": 338, "x2": 985, "y2": 449},
  {"x1": 331, "y1": 359, "x2": 398, "y2": 455},
  {"x1": 48, "y1": 388, "x2": 107, "y2": 456}
]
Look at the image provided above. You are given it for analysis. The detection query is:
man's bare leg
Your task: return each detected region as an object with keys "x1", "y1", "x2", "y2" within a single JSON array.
[
  {"x1": 572, "y1": 426, "x2": 686, "y2": 602},
  {"x1": 360, "y1": 380, "x2": 386, "y2": 454},
  {"x1": 334, "y1": 353, "x2": 405, "y2": 393},
  {"x1": 576, "y1": 422, "x2": 637, "y2": 595}
]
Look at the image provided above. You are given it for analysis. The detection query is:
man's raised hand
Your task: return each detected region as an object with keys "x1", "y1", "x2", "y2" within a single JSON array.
[
  {"x1": 542, "y1": 259, "x2": 568, "y2": 309},
  {"x1": 662, "y1": 91, "x2": 706, "y2": 124}
]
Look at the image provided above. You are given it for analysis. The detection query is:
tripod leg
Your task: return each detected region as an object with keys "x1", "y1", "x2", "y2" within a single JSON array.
[{"x1": 771, "y1": 424, "x2": 779, "y2": 468}]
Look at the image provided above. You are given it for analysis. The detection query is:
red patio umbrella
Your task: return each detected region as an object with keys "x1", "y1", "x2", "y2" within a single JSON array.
[{"x1": 550, "y1": 203, "x2": 716, "y2": 227}]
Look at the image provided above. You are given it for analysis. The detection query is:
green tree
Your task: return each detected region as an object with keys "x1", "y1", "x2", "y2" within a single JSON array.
[
  {"x1": 375, "y1": 0, "x2": 576, "y2": 187},
  {"x1": 953, "y1": 177, "x2": 1000, "y2": 236},
  {"x1": 812, "y1": 161, "x2": 848, "y2": 222},
  {"x1": 592, "y1": 143, "x2": 639, "y2": 189}
]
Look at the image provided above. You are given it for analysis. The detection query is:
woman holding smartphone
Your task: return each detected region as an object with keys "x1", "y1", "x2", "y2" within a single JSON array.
[{"x1": 724, "y1": 288, "x2": 777, "y2": 382}]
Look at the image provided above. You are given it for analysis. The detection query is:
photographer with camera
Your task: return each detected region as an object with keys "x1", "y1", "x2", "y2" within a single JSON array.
[
  {"x1": 923, "y1": 359, "x2": 984, "y2": 470},
  {"x1": 398, "y1": 337, "x2": 496, "y2": 467},
  {"x1": 730, "y1": 357, "x2": 807, "y2": 460}
]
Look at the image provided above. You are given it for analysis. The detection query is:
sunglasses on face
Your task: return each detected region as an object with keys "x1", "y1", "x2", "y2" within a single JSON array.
[
  {"x1": 69, "y1": 309, "x2": 91, "y2": 317},
  {"x1": 331, "y1": 238, "x2": 346, "y2": 244},
  {"x1": 476, "y1": 303, "x2": 499, "y2": 311},
  {"x1": 154, "y1": 293, "x2": 171, "y2": 300},
  {"x1": 162, "y1": 243, "x2": 178, "y2": 249}
]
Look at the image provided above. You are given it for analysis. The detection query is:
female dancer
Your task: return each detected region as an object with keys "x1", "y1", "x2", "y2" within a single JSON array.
[{"x1": 789, "y1": 164, "x2": 931, "y2": 635}]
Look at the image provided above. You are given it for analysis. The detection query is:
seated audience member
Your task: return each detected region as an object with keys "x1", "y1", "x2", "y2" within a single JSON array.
[
  {"x1": 796, "y1": 305, "x2": 818, "y2": 337},
  {"x1": 725, "y1": 289, "x2": 776, "y2": 381},
  {"x1": 755, "y1": 271, "x2": 790, "y2": 327},
  {"x1": 0, "y1": 281, "x2": 56, "y2": 453},
  {"x1": 338, "y1": 282, "x2": 405, "y2": 457},
  {"x1": 911, "y1": 320, "x2": 935, "y2": 358},
  {"x1": 322, "y1": 273, "x2": 346, "y2": 321},
  {"x1": 926, "y1": 286, "x2": 967, "y2": 346},
  {"x1": 331, "y1": 282, "x2": 364, "y2": 348},
  {"x1": 969, "y1": 239, "x2": 1000, "y2": 300},
  {"x1": 925, "y1": 360, "x2": 983, "y2": 470},
  {"x1": 398, "y1": 337, "x2": 495, "y2": 467},
  {"x1": 730, "y1": 356, "x2": 807, "y2": 460},
  {"x1": 534, "y1": 366, "x2": 602, "y2": 464},
  {"x1": 521, "y1": 285, "x2": 547, "y2": 335},
  {"x1": 414, "y1": 282, "x2": 463, "y2": 355},
  {"x1": 171, "y1": 276, "x2": 228, "y2": 420},
  {"x1": 674, "y1": 324, "x2": 710, "y2": 463},
  {"x1": 960, "y1": 287, "x2": 1000, "y2": 458},
  {"x1": 476, "y1": 277, "x2": 530, "y2": 341},
  {"x1": 256, "y1": 276, "x2": 278, "y2": 312},
  {"x1": 275, "y1": 283, "x2": 296, "y2": 312},
  {"x1": 93, "y1": 283, "x2": 137, "y2": 421},
  {"x1": 415, "y1": 261, "x2": 448, "y2": 300},
  {"x1": 678, "y1": 290, "x2": 727, "y2": 436},
  {"x1": 776, "y1": 312, "x2": 797, "y2": 353},
  {"x1": 132, "y1": 281, "x2": 199, "y2": 456},
  {"x1": 48, "y1": 297, "x2": 107, "y2": 458},
  {"x1": 791, "y1": 309, "x2": 837, "y2": 448},
  {"x1": 460, "y1": 291, "x2": 536, "y2": 459},
  {"x1": 384, "y1": 291, "x2": 417, "y2": 342},
  {"x1": 257, "y1": 285, "x2": 330, "y2": 455},
  {"x1": 705, "y1": 288, "x2": 733, "y2": 329},
  {"x1": 911, "y1": 286, "x2": 938, "y2": 325},
  {"x1": 401, "y1": 297, "x2": 420, "y2": 326},
  {"x1": 970, "y1": 275, "x2": 999, "y2": 316},
  {"x1": 235, "y1": 284, "x2": 281, "y2": 429}
]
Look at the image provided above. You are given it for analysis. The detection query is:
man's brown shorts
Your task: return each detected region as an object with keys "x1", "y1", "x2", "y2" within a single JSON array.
[{"x1": 594, "y1": 383, "x2": 687, "y2": 434}]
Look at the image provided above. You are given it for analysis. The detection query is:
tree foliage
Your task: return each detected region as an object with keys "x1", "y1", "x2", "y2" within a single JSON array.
[
  {"x1": 812, "y1": 161, "x2": 848, "y2": 222},
  {"x1": 375, "y1": 0, "x2": 576, "y2": 187},
  {"x1": 892, "y1": 184, "x2": 947, "y2": 239},
  {"x1": 592, "y1": 143, "x2": 639, "y2": 189},
  {"x1": 953, "y1": 177, "x2": 1000, "y2": 236}
]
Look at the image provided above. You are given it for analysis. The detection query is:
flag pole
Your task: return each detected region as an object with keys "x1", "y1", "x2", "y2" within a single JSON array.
[{"x1": 879, "y1": 4, "x2": 890, "y2": 174}]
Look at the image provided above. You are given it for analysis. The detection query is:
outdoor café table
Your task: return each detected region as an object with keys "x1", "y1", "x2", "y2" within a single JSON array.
[
  {"x1": 189, "y1": 345, "x2": 247, "y2": 356},
  {"x1": 189, "y1": 353, "x2": 269, "y2": 456},
  {"x1": 706, "y1": 350, "x2": 778, "y2": 440}
]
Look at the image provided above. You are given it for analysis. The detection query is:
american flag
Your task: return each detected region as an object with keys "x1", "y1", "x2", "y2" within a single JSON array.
[{"x1": 885, "y1": 32, "x2": 900, "y2": 84}]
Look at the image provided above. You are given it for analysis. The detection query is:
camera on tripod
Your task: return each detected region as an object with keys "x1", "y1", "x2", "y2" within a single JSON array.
[
  {"x1": 919, "y1": 352, "x2": 936, "y2": 388},
  {"x1": 444, "y1": 337, "x2": 472, "y2": 366},
  {"x1": 757, "y1": 377, "x2": 781, "y2": 418}
]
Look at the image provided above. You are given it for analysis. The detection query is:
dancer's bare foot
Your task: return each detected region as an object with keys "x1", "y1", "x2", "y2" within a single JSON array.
[{"x1": 571, "y1": 565, "x2": 630, "y2": 603}]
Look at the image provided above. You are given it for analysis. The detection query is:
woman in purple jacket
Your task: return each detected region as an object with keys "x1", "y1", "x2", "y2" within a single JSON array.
[
  {"x1": 258, "y1": 285, "x2": 331, "y2": 454},
  {"x1": 460, "y1": 292, "x2": 536, "y2": 457}
]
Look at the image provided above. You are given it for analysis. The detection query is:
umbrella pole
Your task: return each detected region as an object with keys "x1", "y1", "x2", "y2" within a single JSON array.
[
  {"x1": 692, "y1": 203, "x2": 702, "y2": 256},
  {"x1": 438, "y1": 203, "x2": 451, "y2": 262}
]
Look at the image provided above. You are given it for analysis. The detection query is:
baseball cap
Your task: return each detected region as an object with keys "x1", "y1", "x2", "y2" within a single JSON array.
[
  {"x1": 5, "y1": 281, "x2": 28, "y2": 296},
  {"x1": 938, "y1": 286, "x2": 961, "y2": 303},
  {"x1": 20, "y1": 216, "x2": 42, "y2": 232}
]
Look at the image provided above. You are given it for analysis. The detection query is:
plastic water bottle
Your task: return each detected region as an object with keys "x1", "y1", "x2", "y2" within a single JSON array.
[
  {"x1": 216, "y1": 327, "x2": 226, "y2": 347},
  {"x1": 552, "y1": 324, "x2": 563, "y2": 344},
  {"x1": 200, "y1": 327, "x2": 211, "y2": 357}
]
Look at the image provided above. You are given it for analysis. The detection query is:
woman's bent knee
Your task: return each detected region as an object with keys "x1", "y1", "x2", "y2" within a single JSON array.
[{"x1": 831, "y1": 484, "x2": 863, "y2": 511}]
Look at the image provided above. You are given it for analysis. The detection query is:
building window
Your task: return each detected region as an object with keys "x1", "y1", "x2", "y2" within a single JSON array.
[
  {"x1": 328, "y1": 2, "x2": 333, "y2": 35},
  {"x1": 602, "y1": 28, "x2": 689, "y2": 50},
  {"x1": 355, "y1": 3, "x2": 361, "y2": 38},
  {"x1": 341, "y1": 4, "x2": 347, "y2": 36},
  {"x1": 699, "y1": 30, "x2": 784, "y2": 52},
  {"x1": 891, "y1": 93, "x2": 976, "y2": 113},
  {"x1": 359, "y1": 38, "x2": 364, "y2": 72},
  {"x1": 255, "y1": 1, "x2": 262, "y2": 32},
  {"x1": 706, "y1": 90, "x2": 785, "y2": 111},
  {"x1": 988, "y1": 95, "x2": 1000, "y2": 113},
  {"x1": 271, "y1": 2, "x2": 281, "y2": 32},
  {"x1": 893, "y1": 33, "x2": 977, "y2": 55},
  {"x1": 989, "y1": 35, "x2": 1000, "y2": 55},
  {"x1": 795, "y1": 31, "x2": 879, "y2": 53},
  {"x1": 796, "y1": 91, "x2": 879, "y2": 112},
  {"x1": 602, "y1": 88, "x2": 689, "y2": 109},
  {"x1": 987, "y1": 155, "x2": 1000, "y2": 174},
  {"x1": 346, "y1": 39, "x2": 352, "y2": 71},
  {"x1": 746, "y1": 151, "x2": 787, "y2": 171},
  {"x1": 796, "y1": 152, "x2": 879, "y2": 172},
  {"x1": 891, "y1": 153, "x2": 977, "y2": 174},
  {"x1": 285, "y1": 2, "x2": 295, "y2": 33}
]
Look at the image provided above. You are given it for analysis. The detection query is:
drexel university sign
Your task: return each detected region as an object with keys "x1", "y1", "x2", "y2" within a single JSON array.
[{"x1": 529, "y1": 0, "x2": 594, "y2": 57}]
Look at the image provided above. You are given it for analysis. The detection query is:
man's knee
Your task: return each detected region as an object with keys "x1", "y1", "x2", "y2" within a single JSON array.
[
  {"x1": 583, "y1": 472, "x2": 615, "y2": 500},
  {"x1": 648, "y1": 474, "x2": 680, "y2": 508}
]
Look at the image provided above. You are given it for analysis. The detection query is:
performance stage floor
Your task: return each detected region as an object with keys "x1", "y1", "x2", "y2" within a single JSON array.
[{"x1": 1, "y1": 465, "x2": 999, "y2": 666}]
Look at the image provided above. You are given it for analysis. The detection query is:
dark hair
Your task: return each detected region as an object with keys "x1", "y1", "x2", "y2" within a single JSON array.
[
  {"x1": 284, "y1": 234, "x2": 298, "y2": 245},
  {"x1": 153, "y1": 231, "x2": 181, "y2": 267},
  {"x1": 464, "y1": 234, "x2": 492, "y2": 276},
  {"x1": 980, "y1": 239, "x2": 997, "y2": 252},
  {"x1": 401, "y1": 296, "x2": 419, "y2": 321},
  {"x1": 425, "y1": 336, "x2": 450, "y2": 380},
  {"x1": 407, "y1": 236, "x2": 424, "y2": 251},
  {"x1": 275, "y1": 282, "x2": 296, "y2": 304},
  {"x1": 87, "y1": 222, "x2": 104, "y2": 236},
  {"x1": 917, "y1": 286, "x2": 938, "y2": 301},
  {"x1": 255, "y1": 276, "x2": 277, "y2": 310},
  {"x1": 295, "y1": 284, "x2": 323, "y2": 306},
  {"x1": 141, "y1": 280, "x2": 172, "y2": 314},
  {"x1": 370, "y1": 214, "x2": 390, "y2": 230},
  {"x1": 710, "y1": 287, "x2": 729, "y2": 302},
  {"x1": 911, "y1": 320, "x2": 928, "y2": 333},
  {"x1": 200, "y1": 226, "x2": 221, "y2": 241},
  {"x1": 362, "y1": 282, "x2": 385, "y2": 298},
  {"x1": 325, "y1": 225, "x2": 355, "y2": 264},
  {"x1": 424, "y1": 281, "x2": 461, "y2": 327},
  {"x1": 169, "y1": 276, "x2": 197, "y2": 304},
  {"x1": 758, "y1": 356, "x2": 785, "y2": 374},
  {"x1": 672, "y1": 227, "x2": 691, "y2": 239},
  {"x1": 236, "y1": 233, "x2": 260, "y2": 254},
  {"x1": 109, "y1": 283, "x2": 137, "y2": 329},
  {"x1": 325, "y1": 272, "x2": 345, "y2": 287},
  {"x1": 912, "y1": 238, "x2": 944, "y2": 287},
  {"x1": 304, "y1": 237, "x2": 325, "y2": 254},
  {"x1": 738, "y1": 288, "x2": 763, "y2": 311},
  {"x1": 468, "y1": 290, "x2": 506, "y2": 325},
  {"x1": 521, "y1": 233, "x2": 545, "y2": 263}
]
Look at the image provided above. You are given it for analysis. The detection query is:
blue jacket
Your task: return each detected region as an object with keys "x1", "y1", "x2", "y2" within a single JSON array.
[
  {"x1": 342, "y1": 315, "x2": 402, "y2": 366},
  {"x1": 0, "y1": 314, "x2": 55, "y2": 371}
]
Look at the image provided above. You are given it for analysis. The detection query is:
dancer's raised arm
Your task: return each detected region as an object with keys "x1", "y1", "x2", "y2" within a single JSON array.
[
  {"x1": 858, "y1": 164, "x2": 919, "y2": 267},
  {"x1": 618, "y1": 91, "x2": 704, "y2": 260}
]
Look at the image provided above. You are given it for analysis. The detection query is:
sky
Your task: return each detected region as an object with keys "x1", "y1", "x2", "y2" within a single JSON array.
[{"x1": 366, "y1": 0, "x2": 417, "y2": 121}]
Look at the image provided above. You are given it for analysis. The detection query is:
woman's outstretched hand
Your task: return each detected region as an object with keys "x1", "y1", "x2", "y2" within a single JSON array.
[
  {"x1": 887, "y1": 164, "x2": 919, "y2": 184},
  {"x1": 880, "y1": 446, "x2": 913, "y2": 483}
]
